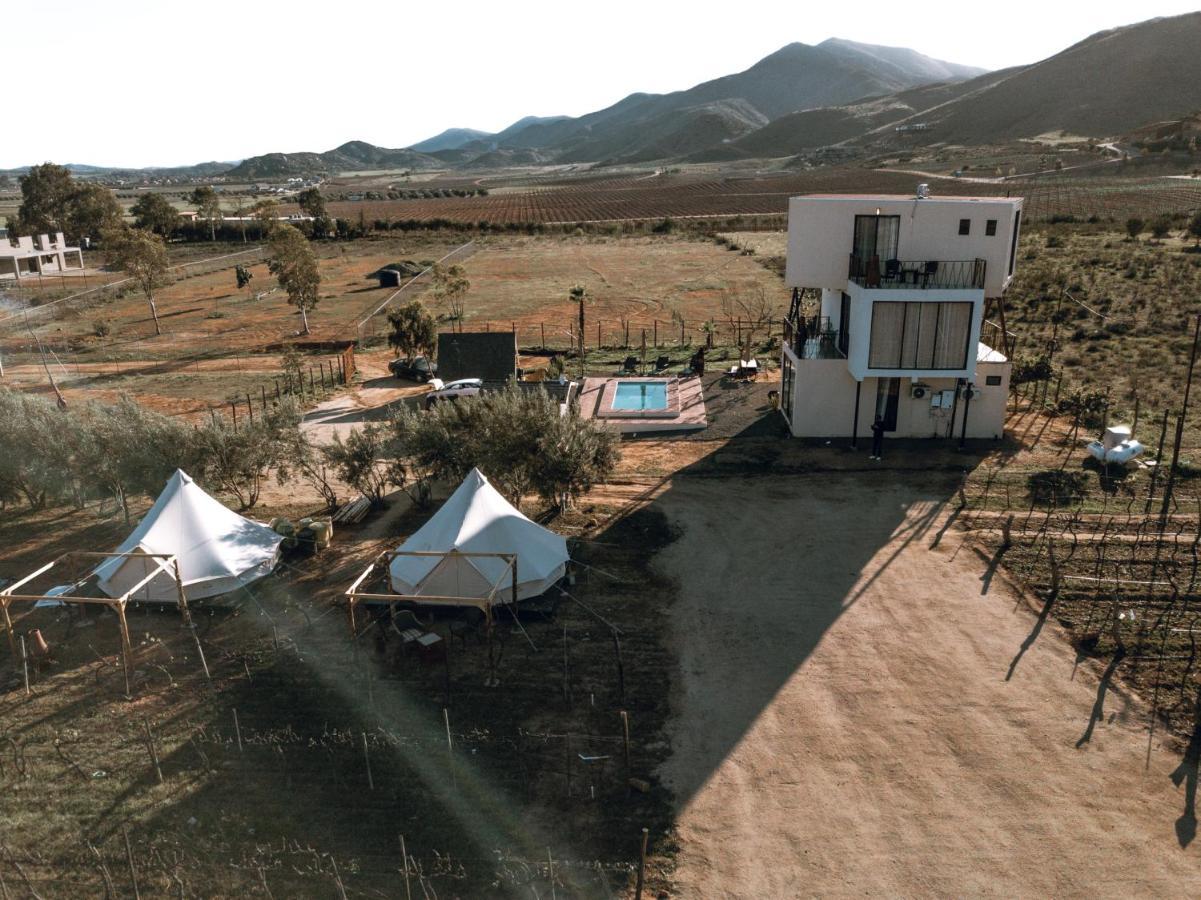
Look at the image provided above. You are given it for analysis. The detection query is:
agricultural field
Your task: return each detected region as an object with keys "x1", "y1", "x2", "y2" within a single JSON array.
[{"x1": 1003, "y1": 220, "x2": 1201, "y2": 444}]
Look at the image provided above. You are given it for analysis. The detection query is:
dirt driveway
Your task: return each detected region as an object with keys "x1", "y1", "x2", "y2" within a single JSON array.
[{"x1": 655, "y1": 473, "x2": 1201, "y2": 897}]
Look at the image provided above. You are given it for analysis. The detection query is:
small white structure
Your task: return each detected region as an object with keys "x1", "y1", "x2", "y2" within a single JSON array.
[
  {"x1": 780, "y1": 188, "x2": 1022, "y2": 441},
  {"x1": 388, "y1": 468, "x2": 568, "y2": 603},
  {"x1": 0, "y1": 232, "x2": 85, "y2": 280},
  {"x1": 95, "y1": 470, "x2": 282, "y2": 602}
]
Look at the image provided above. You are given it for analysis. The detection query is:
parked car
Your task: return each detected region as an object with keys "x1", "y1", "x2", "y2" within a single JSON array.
[
  {"x1": 424, "y1": 378, "x2": 483, "y2": 409},
  {"x1": 389, "y1": 356, "x2": 437, "y2": 382}
]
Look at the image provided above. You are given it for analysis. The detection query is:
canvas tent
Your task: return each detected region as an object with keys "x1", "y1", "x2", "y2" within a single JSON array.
[
  {"x1": 387, "y1": 468, "x2": 568, "y2": 603},
  {"x1": 94, "y1": 470, "x2": 282, "y2": 602}
]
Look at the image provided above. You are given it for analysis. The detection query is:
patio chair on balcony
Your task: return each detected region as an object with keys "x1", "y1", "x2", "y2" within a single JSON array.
[
  {"x1": 884, "y1": 258, "x2": 901, "y2": 283},
  {"x1": 619, "y1": 355, "x2": 639, "y2": 374},
  {"x1": 921, "y1": 260, "x2": 940, "y2": 287}
]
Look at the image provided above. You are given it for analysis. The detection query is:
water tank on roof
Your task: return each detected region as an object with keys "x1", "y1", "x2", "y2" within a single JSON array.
[{"x1": 916, "y1": 183, "x2": 930, "y2": 199}]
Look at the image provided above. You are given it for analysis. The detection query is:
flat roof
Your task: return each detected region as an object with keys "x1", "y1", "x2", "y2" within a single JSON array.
[{"x1": 791, "y1": 193, "x2": 1023, "y2": 203}]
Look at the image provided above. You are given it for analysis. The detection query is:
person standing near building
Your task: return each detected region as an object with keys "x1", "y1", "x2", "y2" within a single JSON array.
[{"x1": 870, "y1": 415, "x2": 886, "y2": 460}]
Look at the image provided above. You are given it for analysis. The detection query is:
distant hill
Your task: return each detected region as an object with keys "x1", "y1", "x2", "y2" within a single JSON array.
[
  {"x1": 697, "y1": 13, "x2": 1201, "y2": 160},
  {"x1": 226, "y1": 141, "x2": 441, "y2": 178},
  {"x1": 497, "y1": 38, "x2": 986, "y2": 163},
  {"x1": 409, "y1": 128, "x2": 493, "y2": 152}
]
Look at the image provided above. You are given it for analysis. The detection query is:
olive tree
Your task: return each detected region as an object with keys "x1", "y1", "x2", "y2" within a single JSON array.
[
  {"x1": 389, "y1": 385, "x2": 618, "y2": 511},
  {"x1": 321, "y1": 423, "x2": 404, "y2": 507},
  {"x1": 387, "y1": 299, "x2": 437, "y2": 361},
  {"x1": 268, "y1": 224, "x2": 321, "y2": 335},
  {"x1": 191, "y1": 399, "x2": 299, "y2": 509},
  {"x1": 130, "y1": 192, "x2": 180, "y2": 237},
  {"x1": 106, "y1": 226, "x2": 171, "y2": 335}
]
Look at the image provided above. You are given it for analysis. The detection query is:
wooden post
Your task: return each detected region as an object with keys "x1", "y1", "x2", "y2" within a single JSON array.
[
  {"x1": 190, "y1": 624, "x2": 211, "y2": 683},
  {"x1": 261, "y1": 384, "x2": 268, "y2": 409},
  {"x1": 612, "y1": 630, "x2": 625, "y2": 703},
  {"x1": 233, "y1": 708, "x2": 243, "y2": 753},
  {"x1": 144, "y1": 721, "x2": 163, "y2": 784},
  {"x1": 444, "y1": 708, "x2": 455, "y2": 788},
  {"x1": 621, "y1": 710, "x2": 631, "y2": 776},
  {"x1": 20, "y1": 634, "x2": 30, "y2": 696},
  {"x1": 1147, "y1": 409, "x2": 1170, "y2": 513},
  {"x1": 230, "y1": 400, "x2": 237, "y2": 431},
  {"x1": 399, "y1": 835, "x2": 412, "y2": 900},
  {"x1": 2, "y1": 601, "x2": 16, "y2": 662},
  {"x1": 246, "y1": 393, "x2": 254, "y2": 422},
  {"x1": 653, "y1": 319, "x2": 658, "y2": 347},
  {"x1": 122, "y1": 827, "x2": 141, "y2": 900},
  {"x1": 635, "y1": 827, "x2": 649, "y2": 900},
  {"x1": 540, "y1": 322, "x2": 546, "y2": 349},
  {"x1": 172, "y1": 559, "x2": 191, "y2": 625},
  {"x1": 116, "y1": 602, "x2": 132, "y2": 697},
  {"x1": 362, "y1": 732, "x2": 374, "y2": 790}
]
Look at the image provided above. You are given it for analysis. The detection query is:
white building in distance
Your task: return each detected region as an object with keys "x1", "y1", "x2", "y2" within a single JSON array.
[
  {"x1": 779, "y1": 187, "x2": 1023, "y2": 443},
  {"x1": 0, "y1": 232, "x2": 85, "y2": 280}
]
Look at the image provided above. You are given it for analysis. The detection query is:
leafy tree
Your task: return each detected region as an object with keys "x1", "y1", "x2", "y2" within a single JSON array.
[
  {"x1": 64, "y1": 182, "x2": 123, "y2": 243},
  {"x1": 1150, "y1": 216, "x2": 1172, "y2": 241},
  {"x1": 268, "y1": 224, "x2": 321, "y2": 335},
  {"x1": 191, "y1": 399, "x2": 299, "y2": 509},
  {"x1": 130, "y1": 192, "x2": 180, "y2": 237},
  {"x1": 189, "y1": 185, "x2": 222, "y2": 241},
  {"x1": 251, "y1": 198, "x2": 280, "y2": 236},
  {"x1": 106, "y1": 226, "x2": 171, "y2": 335},
  {"x1": 1125, "y1": 217, "x2": 1144, "y2": 241},
  {"x1": 296, "y1": 187, "x2": 326, "y2": 218},
  {"x1": 389, "y1": 385, "x2": 618, "y2": 511},
  {"x1": 386, "y1": 300, "x2": 437, "y2": 361},
  {"x1": 431, "y1": 263, "x2": 469, "y2": 324},
  {"x1": 82, "y1": 395, "x2": 196, "y2": 523},
  {"x1": 236, "y1": 264, "x2": 253, "y2": 295},
  {"x1": 276, "y1": 420, "x2": 340, "y2": 511},
  {"x1": 1189, "y1": 210, "x2": 1201, "y2": 248},
  {"x1": 322, "y1": 423, "x2": 403, "y2": 507},
  {"x1": 0, "y1": 174, "x2": 11, "y2": 190},
  {"x1": 0, "y1": 390, "x2": 73, "y2": 508},
  {"x1": 13, "y1": 162, "x2": 75, "y2": 235},
  {"x1": 570, "y1": 284, "x2": 587, "y2": 374}
]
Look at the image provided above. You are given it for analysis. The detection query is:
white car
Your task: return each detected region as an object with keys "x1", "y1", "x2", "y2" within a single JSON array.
[{"x1": 424, "y1": 378, "x2": 483, "y2": 409}]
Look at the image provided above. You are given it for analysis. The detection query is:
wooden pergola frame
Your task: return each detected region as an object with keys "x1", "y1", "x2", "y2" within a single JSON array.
[
  {"x1": 346, "y1": 550, "x2": 519, "y2": 687},
  {"x1": 345, "y1": 550, "x2": 518, "y2": 634},
  {"x1": 0, "y1": 550, "x2": 191, "y2": 694}
]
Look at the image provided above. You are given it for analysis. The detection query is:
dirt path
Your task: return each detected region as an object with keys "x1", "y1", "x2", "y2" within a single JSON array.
[{"x1": 656, "y1": 474, "x2": 1201, "y2": 897}]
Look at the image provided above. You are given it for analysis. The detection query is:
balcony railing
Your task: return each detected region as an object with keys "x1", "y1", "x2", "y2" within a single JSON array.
[
  {"x1": 848, "y1": 255, "x2": 986, "y2": 290},
  {"x1": 784, "y1": 315, "x2": 847, "y2": 360}
]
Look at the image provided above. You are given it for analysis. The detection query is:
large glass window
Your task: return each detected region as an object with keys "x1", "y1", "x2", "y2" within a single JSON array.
[
  {"x1": 868, "y1": 301, "x2": 973, "y2": 370},
  {"x1": 852, "y1": 215, "x2": 900, "y2": 264}
]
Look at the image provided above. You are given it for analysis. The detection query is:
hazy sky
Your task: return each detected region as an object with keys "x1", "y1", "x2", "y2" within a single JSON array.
[{"x1": 5, "y1": 0, "x2": 1198, "y2": 168}]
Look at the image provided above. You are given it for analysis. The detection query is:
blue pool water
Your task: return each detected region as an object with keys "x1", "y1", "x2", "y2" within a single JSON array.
[{"x1": 612, "y1": 381, "x2": 668, "y2": 411}]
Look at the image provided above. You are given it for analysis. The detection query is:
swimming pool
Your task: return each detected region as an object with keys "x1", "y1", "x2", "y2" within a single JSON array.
[{"x1": 612, "y1": 380, "x2": 669, "y2": 410}]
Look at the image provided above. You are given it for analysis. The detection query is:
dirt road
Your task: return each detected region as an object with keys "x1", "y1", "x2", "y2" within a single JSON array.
[{"x1": 656, "y1": 474, "x2": 1201, "y2": 897}]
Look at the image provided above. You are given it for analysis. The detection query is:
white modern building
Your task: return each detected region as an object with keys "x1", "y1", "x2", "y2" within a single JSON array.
[
  {"x1": 779, "y1": 188, "x2": 1022, "y2": 442},
  {"x1": 0, "y1": 231, "x2": 85, "y2": 280}
]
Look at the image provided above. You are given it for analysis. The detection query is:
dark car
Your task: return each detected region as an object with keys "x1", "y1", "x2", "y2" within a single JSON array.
[{"x1": 388, "y1": 356, "x2": 437, "y2": 382}]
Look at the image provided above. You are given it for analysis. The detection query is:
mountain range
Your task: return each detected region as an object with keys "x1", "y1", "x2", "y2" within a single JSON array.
[{"x1": 6, "y1": 13, "x2": 1201, "y2": 179}]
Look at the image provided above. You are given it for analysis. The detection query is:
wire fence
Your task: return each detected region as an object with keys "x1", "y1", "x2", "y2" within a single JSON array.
[{"x1": 0, "y1": 246, "x2": 269, "y2": 329}]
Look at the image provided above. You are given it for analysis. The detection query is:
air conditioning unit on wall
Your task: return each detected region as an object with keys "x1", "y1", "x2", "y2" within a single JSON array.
[{"x1": 910, "y1": 383, "x2": 930, "y2": 399}]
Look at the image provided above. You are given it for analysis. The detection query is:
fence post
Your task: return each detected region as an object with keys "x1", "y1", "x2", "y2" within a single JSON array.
[
  {"x1": 230, "y1": 401, "x2": 237, "y2": 431},
  {"x1": 541, "y1": 322, "x2": 546, "y2": 348},
  {"x1": 653, "y1": 320, "x2": 658, "y2": 348}
]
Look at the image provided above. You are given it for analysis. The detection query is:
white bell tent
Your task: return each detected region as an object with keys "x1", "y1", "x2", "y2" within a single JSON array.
[
  {"x1": 95, "y1": 470, "x2": 282, "y2": 602},
  {"x1": 387, "y1": 468, "x2": 568, "y2": 604}
]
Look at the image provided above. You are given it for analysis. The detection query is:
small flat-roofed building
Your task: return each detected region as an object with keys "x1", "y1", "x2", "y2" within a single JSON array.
[
  {"x1": 0, "y1": 231, "x2": 85, "y2": 280},
  {"x1": 437, "y1": 331, "x2": 518, "y2": 386},
  {"x1": 779, "y1": 186, "x2": 1022, "y2": 442}
]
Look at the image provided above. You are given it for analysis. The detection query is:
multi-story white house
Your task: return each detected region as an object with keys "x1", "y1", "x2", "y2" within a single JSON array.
[
  {"x1": 779, "y1": 188, "x2": 1022, "y2": 443},
  {"x1": 0, "y1": 232, "x2": 85, "y2": 280}
]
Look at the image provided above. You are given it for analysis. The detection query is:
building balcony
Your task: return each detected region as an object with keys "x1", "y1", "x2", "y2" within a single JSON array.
[
  {"x1": 848, "y1": 255, "x2": 986, "y2": 291},
  {"x1": 784, "y1": 315, "x2": 847, "y2": 361}
]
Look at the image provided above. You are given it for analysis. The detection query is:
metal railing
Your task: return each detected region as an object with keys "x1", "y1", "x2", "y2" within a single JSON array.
[
  {"x1": 783, "y1": 315, "x2": 846, "y2": 360},
  {"x1": 848, "y1": 255, "x2": 986, "y2": 290}
]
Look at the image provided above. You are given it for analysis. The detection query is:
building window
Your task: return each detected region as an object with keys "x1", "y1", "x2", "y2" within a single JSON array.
[
  {"x1": 868, "y1": 301, "x2": 973, "y2": 370},
  {"x1": 958, "y1": 218, "x2": 971, "y2": 236},
  {"x1": 985, "y1": 374, "x2": 1002, "y2": 386},
  {"x1": 985, "y1": 219, "x2": 997, "y2": 236}
]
